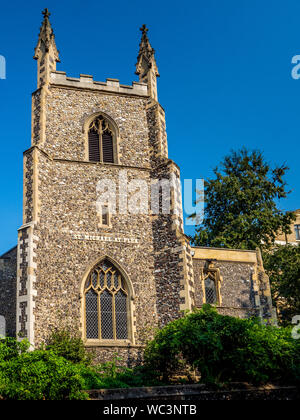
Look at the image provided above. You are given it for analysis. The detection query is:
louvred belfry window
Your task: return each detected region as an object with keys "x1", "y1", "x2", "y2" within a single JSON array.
[
  {"x1": 84, "y1": 259, "x2": 129, "y2": 341},
  {"x1": 88, "y1": 116, "x2": 114, "y2": 163}
]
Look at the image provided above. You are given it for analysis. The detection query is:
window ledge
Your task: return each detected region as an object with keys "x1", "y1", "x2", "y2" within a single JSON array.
[{"x1": 84, "y1": 340, "x2": 143, "y2": 348}]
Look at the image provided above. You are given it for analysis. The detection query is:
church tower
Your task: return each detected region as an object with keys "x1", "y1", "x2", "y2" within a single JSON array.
[
  {"x1": 14, "y1": 10, "x2": 276, "y2": 359},
  {"x1": 16, "y1": 10, "x2": 195, "y2": 359}
]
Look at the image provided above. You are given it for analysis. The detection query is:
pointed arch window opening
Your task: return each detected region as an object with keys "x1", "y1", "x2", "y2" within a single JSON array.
[
  {"x1": 88, "y1": 116, "x2": 115, "y2": 163},
  {"x1": 84, "y1": 259, "x2": 129, "y2": 341},
  {"x1": 204, "y1": 275, "x2": 218, "y2": 305},
  {"x1": 202, "y1": 261, "x2": 222, "y2": 306}
]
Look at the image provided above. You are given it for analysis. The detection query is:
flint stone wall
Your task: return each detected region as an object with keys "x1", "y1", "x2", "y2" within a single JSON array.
[
  {"x1": 0, "y1": 246, "x2": 17, "y2": 337},
  {"x1": 43, "y1": 87, "x2": 151, "y2": 167},
  {"x1": 193, "y1": 259, "x2": 257, "y2": 318}
]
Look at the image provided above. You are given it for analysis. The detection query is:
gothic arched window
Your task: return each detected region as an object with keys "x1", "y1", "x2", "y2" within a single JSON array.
[
  {"x1": 202, "y1": 260, "x2": 222, "y2": 306},
  {"x1": 84, "y1": 259, "x2": 129, "y2": 341},
  {"x1": 88, "y1": 116, "x2": 115, "y2": 163},
  {"x1": 204, "y1": 276, "x2": 218, "y2": 304}
]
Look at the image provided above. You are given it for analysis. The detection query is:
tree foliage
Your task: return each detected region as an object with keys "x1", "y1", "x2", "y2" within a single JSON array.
[
  {"x1": 263, "y1": 245, "x2": 300, "y2": 325},
  {"x1": 192, "y1": 148, "x2": 295, "y2": 250}
]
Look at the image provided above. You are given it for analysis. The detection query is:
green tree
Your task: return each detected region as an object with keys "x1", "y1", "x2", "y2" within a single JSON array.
[
  {"x1": 192, "y1": 148, "x2": 295, "y2": 250},
  {"x1": 263, "y1": 245, "x2": 300, "y2": 325}
]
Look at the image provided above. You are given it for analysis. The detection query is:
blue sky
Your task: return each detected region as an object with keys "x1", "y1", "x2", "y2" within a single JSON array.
[{"x1": 0, "y1": 0, "x2": 299, "y2": 253}]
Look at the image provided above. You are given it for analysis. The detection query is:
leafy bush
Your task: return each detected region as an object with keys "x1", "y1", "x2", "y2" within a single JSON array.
[
  {"x1": 0, "y1": 333, "x2": 148, "y2": 398},
  {"x1": 0, "y1": 337, "x2": 30, "y2": 362},
  {"x1": 0, "y1": 349, "x2": 88, "y2": 400},
  {"x1": 144, "y1": 305, "x2": 300, "y2": 385},
  {"x1": 80, "y1": 355, "x2": 161, "y2": 390},
  {"x1": 2, "y1": 312, "x2": 298, "y2": 399},
  {"x1": 44, "y1": 329, "x2": 92, "y2": 365},
  {"x1": 0, "y1": 334, "x2": 152, "y2": 398}
]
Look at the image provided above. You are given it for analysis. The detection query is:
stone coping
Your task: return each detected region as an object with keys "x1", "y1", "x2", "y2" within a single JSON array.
[
  {"x1": 192, "y1": 246, "x2": 256, "y2": 253},
  {"x1": 192, "y1": 247, "x2": 257, "y2": 263},
  {"x1": 50, "y1": 71, "x2": 148, "y2": 97}
]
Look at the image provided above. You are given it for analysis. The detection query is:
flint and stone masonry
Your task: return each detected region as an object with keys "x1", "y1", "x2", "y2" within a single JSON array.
[{"x1": 0, "y1": 10, "x2": 276, "y2": 363}]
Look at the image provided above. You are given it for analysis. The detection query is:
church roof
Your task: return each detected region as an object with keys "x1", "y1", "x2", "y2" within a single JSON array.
[{"x1": 0, "y1": 245, "x2": 17, "y2": 259}]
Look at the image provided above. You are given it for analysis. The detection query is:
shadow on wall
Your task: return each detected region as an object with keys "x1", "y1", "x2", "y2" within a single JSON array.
[
  {"x1": 235, "y1": 271, "x2": 259, "y2": 318},
  {"x1": 0, "y1": 315, "x2": 5, "y2": 337}
]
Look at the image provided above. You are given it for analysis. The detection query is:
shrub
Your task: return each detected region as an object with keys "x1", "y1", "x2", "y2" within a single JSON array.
[
  {"x1": 80, "y1": 355, "x2": 162, "y2": 390},
  {"x1": 0, "y1": 337, "x2": 30, "y2": 362},
  {"x1": 44, "y1": 329, "x2": 92, "y2": 365},
  {"x1": 0, "y1": 349, "x2": 88, "y2": 400},
  {"x1": 0, "y1": 335, "x2": 150, "y2": 398},
  {"x1": 81, "y1": 356, "x2": 145, "y2": 390},
  {"x1": 144, "y1": 305, "x2": 300, "y2": 385}
]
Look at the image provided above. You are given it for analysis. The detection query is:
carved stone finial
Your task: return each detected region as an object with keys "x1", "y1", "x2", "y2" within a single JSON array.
[
  {"x1": 135, "y1": 24, "x2": 159, "y2": 100},
  {"x1": 42, "y1": 8, "x2": 51, "y2": 19},
  {"x1": 140, "y1": 24, "x2": 148, "y2": 35},
  {"x1": 34, "y1": 8, "x2": 59, "y2": 60},
  {"x1": 34, "y1": 8, "x2": 60, "y2": 88}
]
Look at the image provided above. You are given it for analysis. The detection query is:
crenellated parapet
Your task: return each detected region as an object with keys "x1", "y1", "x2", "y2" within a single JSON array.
[{"x1": 50, "y1": 72, "x2": 148, "y2": 96}]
